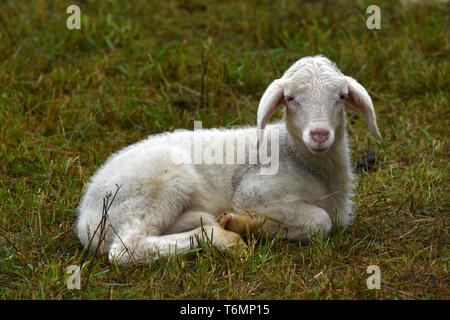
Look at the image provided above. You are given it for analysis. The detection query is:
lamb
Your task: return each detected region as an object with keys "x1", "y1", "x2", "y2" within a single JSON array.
[{"x1": 76, "y1": 55, "x2": 381, "y2": 264}]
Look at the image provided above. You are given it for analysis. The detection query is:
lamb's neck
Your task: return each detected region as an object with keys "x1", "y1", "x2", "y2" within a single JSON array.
[{"x1": 286, "y1": 122, "x2": 354, "y2": 198}]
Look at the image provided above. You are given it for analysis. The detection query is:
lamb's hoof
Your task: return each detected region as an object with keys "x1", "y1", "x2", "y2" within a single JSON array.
[
  {"x1": 212, "y1": 226, "x2": 246, "y2": 248},
  {"x1": 218, "y1": 229, "x2": 248, "y2": 259},
  {"x1": 217, "y1": 211, "x2": 234, "y2": 231},
  {"x1": 226, "y1": 231, "x2": 247, "y2": 250},
  {"x1": 217, "y1": 211, "x2": 257, "y2": 234}
]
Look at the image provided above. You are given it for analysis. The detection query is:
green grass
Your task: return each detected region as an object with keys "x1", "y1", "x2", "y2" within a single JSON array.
[{"x1": 0, "y1": 0, "x2": 448, "y2": 299}]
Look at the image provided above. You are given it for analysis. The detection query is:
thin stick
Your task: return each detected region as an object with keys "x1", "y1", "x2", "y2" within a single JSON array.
[{"x1": 0, "y1": 231, "x2": 26, "y2": 258}]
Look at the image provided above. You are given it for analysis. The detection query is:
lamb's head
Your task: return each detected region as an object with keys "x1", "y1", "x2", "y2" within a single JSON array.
[{"x1": 257, "y1": 55, "x2": 381, "y2": 154}]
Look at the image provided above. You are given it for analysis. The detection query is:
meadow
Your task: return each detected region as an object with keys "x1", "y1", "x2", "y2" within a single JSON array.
[{"x1": 0, "y1": 0, "x2": 448, "y2": 299}]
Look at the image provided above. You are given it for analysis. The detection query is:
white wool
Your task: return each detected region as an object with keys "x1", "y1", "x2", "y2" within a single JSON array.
[{"x1": 76, "y1": 55, "x2": 381, "y2": 264}]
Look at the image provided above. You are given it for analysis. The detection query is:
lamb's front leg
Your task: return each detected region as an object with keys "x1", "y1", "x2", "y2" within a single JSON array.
[{"x1": 218, "y1": 202, "x2": 332, "y2": 241}]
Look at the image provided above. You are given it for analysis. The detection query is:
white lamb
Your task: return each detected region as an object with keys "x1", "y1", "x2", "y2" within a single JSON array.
[{"x1": 76, "y1": 55, "x2": 381, "y2": 264}]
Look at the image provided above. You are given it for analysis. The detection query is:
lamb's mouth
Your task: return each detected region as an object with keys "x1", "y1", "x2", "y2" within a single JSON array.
[{"x1": 307, "y1": 143, "x2": 331, "y2": 154}]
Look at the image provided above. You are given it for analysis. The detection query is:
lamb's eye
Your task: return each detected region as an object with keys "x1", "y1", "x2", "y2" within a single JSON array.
[
  {"x1": 285, "y1": 96, "x2": 295, "y2": 102},
  {"x1": 339, "y1": 94, "x2": 346, "y2": 100}
]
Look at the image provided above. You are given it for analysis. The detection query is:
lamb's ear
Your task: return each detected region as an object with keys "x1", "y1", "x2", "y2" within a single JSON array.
[
  {"x1": 257, "y1": 79, "x2": 284, "y2": 145},
  {"x1": 345, "y1": 76, "x2": 382, "y2": 141}
]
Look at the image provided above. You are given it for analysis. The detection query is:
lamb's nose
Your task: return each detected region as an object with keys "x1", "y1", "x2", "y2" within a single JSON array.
[{"x1": 310, "y1": 129, "x2": 330, "y2": 143}]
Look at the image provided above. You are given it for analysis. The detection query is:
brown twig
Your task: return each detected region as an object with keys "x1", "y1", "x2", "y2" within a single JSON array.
[
  {"x1": 0, "y1": 230, "x2": 26, "y2": 258},
  {"x1": 77, "y1": 184, "x2": 131, "y2": 290},
  {"x1": 309, "y1": 190, "x2": 340, "y2": 205}
]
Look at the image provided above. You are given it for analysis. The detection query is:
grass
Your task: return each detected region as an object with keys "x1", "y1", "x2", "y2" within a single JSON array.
[{"x1": 0, "y1": 0, "x2": 448, "y2": 300}]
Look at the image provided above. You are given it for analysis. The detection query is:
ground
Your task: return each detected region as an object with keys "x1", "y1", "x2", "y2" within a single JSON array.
[{"x1": 0, "y1": 0, "x2": 448, "y2": 299}]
